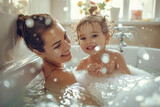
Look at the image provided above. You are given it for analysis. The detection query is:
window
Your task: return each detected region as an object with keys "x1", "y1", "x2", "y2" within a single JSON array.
[
  {"x1": 69, "y1": 0, "x2": 160, "y2": 22},
  {"x1": 0, "y1": 0, "x2": 29, "y2": 14}
]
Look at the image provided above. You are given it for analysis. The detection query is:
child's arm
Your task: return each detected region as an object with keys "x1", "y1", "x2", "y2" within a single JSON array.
[{"x1": 115, "y1": 52, "x2": 131, "y2": 74}]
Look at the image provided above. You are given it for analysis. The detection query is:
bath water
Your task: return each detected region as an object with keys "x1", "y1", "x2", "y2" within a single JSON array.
[{"x1": 23, "y1": 65, "x2": 160, "y2": 107}]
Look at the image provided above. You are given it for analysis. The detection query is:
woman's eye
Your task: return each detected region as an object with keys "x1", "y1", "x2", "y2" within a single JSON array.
[
  {"x1": 92, "y1": 35, "x2": 98, "y2": 37},
  {"x1": 80, "y1": 37, "x2": 86, "y2": 40},
  {"x1": 64, "y1": 35, "x2": 67, "y2": 40},
  {"x1": 54, "y1": 44, "x2": 60, "y2": 49}
]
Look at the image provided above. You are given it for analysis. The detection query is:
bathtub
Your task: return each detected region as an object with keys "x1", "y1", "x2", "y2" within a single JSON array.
[
  {"x1": 0, "y1": 45, "x2": 160, "y2": 107},
  {"x1": 65, "y1": 45, "x2": 160, "y2": 75}
]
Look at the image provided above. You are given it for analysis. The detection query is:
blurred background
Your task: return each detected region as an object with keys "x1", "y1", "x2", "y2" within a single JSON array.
[{"x1": 0, "y1": 0, "x2": 160, "y2": 69}]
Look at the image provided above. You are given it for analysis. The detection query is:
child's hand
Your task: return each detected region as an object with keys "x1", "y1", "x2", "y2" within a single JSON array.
[{"x1": 87, "y1": 63, "x2": 103, "y2": 77}]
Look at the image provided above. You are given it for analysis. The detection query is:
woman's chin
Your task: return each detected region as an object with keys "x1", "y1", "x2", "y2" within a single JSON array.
[{"x1": 61, "y1": 54, "x2": 72, "y2": 63}]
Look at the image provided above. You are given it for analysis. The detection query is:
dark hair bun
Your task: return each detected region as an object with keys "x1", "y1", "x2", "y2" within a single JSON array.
[
  {"x1": 17, "y1": 14, "x2": 27, "y2": 38},
  {"x1": 88, "y1": 6, "x2": 98, "y2": 15}
]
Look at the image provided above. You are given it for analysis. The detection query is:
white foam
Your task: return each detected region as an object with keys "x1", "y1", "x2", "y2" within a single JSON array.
[{"x1": 73, "y1": 65, "x2": 159, "y2": 106}]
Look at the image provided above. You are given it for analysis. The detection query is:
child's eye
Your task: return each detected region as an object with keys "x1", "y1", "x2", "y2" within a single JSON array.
[
  {"x1": 80, "y1": 37, "x2": 86, "y2": 40},
  {"x1": 54, "y1": 44, "x2": 60, "y2": 49},
  {"x1": 92, "y1": 35, "x2": 98, "y2": 37}
]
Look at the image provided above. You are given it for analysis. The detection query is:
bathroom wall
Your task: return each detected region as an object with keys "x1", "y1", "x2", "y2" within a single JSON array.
[
  {"x1": 62, "y1": 24, "x2": 160, "y2": 49},
  {"x1": 50, "y1": 0, "x2": 160, "y2": 49},
  {"x1": 0, "y1": 0, "x2": 51, "y2": 69},
  {"x1": 0, "y1": 0, "x2": 160, "y2": 69},
  {"x1": 109, "y1": 25, "x2": 160, "y2": 49}
]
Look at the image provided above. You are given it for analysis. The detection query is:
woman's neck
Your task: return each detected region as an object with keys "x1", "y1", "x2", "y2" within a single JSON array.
[{"x1": 43, "y1": 59, "x2": 64, "y2": 71}]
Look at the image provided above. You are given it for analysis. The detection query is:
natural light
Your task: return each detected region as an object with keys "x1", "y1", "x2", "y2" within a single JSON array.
[{"x1": 70, "y1": 0, "x2": 156, "y2": 21}]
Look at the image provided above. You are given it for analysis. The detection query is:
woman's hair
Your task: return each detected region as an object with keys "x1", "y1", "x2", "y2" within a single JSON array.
[
  {"x1": 17, "y1": 14, "x2": 56, "y2": 52},
  {"x1": 76, "y1": 6, "x2": 109, "y2": 36}
]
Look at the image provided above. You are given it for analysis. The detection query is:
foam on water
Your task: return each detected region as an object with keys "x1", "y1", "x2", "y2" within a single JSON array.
[
  {"x1": 25, "y1": 65, "x2": 160, "y2": 107},
  {"x1": 73, "y1": 65, "x2": 160, "y2": 106}
]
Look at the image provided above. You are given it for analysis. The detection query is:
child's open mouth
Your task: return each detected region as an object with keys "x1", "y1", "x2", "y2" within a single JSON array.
[{"x1": 86, "y1": 45, "x2": 96, "y2": 50}]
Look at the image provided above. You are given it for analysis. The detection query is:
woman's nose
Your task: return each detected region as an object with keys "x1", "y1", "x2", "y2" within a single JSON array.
[
  {"x1": 66, "y1": 36, "x2": 71, "y2": 44},
  {"x1": 64, "y1": 40, "x2": 71, "y2": 51}
]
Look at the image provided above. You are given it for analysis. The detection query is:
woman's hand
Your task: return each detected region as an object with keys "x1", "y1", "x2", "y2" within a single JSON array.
[{"x1": 87, "y1": 63, "x2": 103, "y2": 77}]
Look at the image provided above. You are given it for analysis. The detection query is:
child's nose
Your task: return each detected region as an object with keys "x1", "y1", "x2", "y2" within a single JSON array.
[{"x1": 87, "y1": 39, "x2": 94, "y2": 44}]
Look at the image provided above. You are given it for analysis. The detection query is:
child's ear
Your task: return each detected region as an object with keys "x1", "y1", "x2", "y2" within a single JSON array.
[
  {"x1": 105, "y1": 33, "x2": 110, "y2": 44},
  {"x1": 33, "y1": 49, "x2": 45, "y2": 58}
]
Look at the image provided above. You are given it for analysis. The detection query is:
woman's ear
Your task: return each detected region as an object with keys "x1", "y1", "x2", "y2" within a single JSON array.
[{"x1": 33, "y1": 49, "x2": 45, "y2": 58}]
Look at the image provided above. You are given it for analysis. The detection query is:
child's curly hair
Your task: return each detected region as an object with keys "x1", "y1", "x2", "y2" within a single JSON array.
[{"x1": 75, "y1": 6, "x2": 114, "y2": 44}]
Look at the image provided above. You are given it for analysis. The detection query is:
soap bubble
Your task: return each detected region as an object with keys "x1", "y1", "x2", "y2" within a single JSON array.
[
  {"x1": 25, "y1": 18, "x2": 34, "y2": 28},
  {"x1": 154, "y1": 76, "x2": 160, "y2": 82},
  {"x1": 95, "y1": 45, "x2": 101, "y2": 51},
  {"x1": 46, "y1": 94, "x2": 53, "y2": 99},
  {"x1": 30, "y1": 67, "x2": 36, "y2": 73},
  {"x1": 101, "y1": 53, "x2": 110, "y2": 64},
  {"x1": 118, "y1": 23, "x2": 123, "y2": 28},
  {"x1": 138, "y1": 48, "x2": 149, "y2": 60},
  {"x1": 45, "y1": 18, "x2": 52, "y2": 25},
  {"x1": 50, "y1": 30, "x2": 54, "y2": 34},
  {"x1": 135, "y1": 95, "x2": 144, "y2": 102},
  {"x1": 39, "y1": 16, "x2": 43, "y2": 20},
  {"x1": 101, "y1": 67, "x2": 107, "y2": 74},
  {"x1": 53, "y1": 78, "x2": 58, "y2": 82},
  {"x1": 3, "y1": 80, "x2": 10, "y2": 88},
  {"x1": 63, "y1": 7, "x2": 68, "y2": 12},
  {"x1": 143, "y1": 53, "x2": 149, "y2": 60},
  {"x1": 33, "y1": 33, "x2": 37, "y2": 37}
]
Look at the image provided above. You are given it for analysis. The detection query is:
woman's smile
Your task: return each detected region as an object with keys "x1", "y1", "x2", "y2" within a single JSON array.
[{"x1": 61, "y1": 51, "x2": 71, "y2": 57}]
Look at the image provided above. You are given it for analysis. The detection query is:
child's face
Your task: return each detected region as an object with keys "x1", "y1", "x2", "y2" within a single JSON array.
[
  {"x1": 78, "y1": 22, "x2": 107, "y2": 55},
  {"x1": 41, "y1": 23, "x2": 72, "y2": 65}
]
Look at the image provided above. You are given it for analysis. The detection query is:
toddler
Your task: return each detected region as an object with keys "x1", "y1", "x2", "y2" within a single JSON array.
[{"x1": 76, "y1": 6, "x2": 130, "y2": 77}]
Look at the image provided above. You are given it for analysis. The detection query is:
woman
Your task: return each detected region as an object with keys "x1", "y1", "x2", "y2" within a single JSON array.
[{"x1": 17, "y1": 14, "x2": 98, "y2": 106}]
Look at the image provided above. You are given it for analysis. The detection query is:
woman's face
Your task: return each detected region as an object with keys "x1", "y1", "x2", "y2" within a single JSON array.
[
  {"x1": 41, "y1": 23, "x2": 72, "y2": 65},
  {"x1": 78, "y1": 22, "x2": 107, "y2": 55}
]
